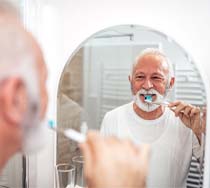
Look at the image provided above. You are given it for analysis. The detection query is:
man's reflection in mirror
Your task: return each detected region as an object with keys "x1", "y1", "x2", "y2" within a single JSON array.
[
  {"x1": 201, "y1": 106, "x2": 206, "y2": 135},
  {"x1": 100, "y1": 48, "x2": 204, "y2": 188}
]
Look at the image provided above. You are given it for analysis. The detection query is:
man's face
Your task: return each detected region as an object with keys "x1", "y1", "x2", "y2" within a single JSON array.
[{"x1": 129, "y1": 54, "x2": 169, "y2": 104}]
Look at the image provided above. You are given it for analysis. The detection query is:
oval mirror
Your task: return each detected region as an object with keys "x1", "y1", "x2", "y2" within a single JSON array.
[{"x1": 57, "y1": 25, "x2": 206, "y2": 188}]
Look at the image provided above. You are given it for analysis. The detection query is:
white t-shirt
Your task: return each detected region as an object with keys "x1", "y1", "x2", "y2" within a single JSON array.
[{"x1": 100, "y1": 102, "x2": 202, "y2": 188}]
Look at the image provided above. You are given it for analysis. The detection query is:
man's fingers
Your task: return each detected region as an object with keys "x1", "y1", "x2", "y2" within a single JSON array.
[
  {"x1": 183, "y1": 106, "x2": 191, "y2": 117},
  {"x1": 106, "y1": 136, "x2": 121, "y2": 146},
  {"x1": 80, "y1": 131, "x2": 104, "y2": 181},
  {"x1": 169, "y1": 101, "x2": 196, "y2": 118},
  {"x1": 173, "y1": 104, "x2": 187, "y2": 116},
  {"x1": 190, "y1": 107, "x2": 200, "y2": 117},
  {"x1": 86, "y1": 131, "x2": 104, "y2": 155},
  {"x1": 121, "y1": 139, "x2": 139, "y2": 154},
  {"x1": 138, "y1": 144, "x2": 150, "y2": 163},
  {"x1": 137, "y1": 144, "x2": 150, "y2": 184},
  {"x1": 168, "y1": 100, "x2": 181, "y2": 107}
]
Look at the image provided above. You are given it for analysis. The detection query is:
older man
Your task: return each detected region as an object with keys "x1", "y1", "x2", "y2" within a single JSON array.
[
  {"x1": 0, "y1": 1, "x2": 48, "y2": 169},
  {"x1": 0, "y1": 1, "x2": 149, "y2": 187},
  {"x1": 101, "y1": 48, "x2": 202, "y2": 188}
]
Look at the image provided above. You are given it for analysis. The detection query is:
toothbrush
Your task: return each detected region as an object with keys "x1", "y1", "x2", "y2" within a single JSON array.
[
  {"x1": 143, "y1": 94, "x2": 169, "y2": 106},
  {"x1": 144, "y1": 99, "x2": 180, "y2": 111},
  {"x1": 144, "y1": 99, "x2": 170, "y2": 106},
  {"x1": 48, "y1": 120, "x2": 86, "y2": 143}
]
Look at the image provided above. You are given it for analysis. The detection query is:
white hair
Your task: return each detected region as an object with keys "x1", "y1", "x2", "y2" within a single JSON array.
[
  {"x1": 0, "y1": 1, "x2": 46, "y2": 154},
  {"x1": 0, "y1": 0, "x2": 20, "y2": 18},
  {"x1": 0, "y1": 2, "x2": 40, "y2": 103},
  {"x1": 131, "y1": 48, "x2": 174, "y2": 86}
]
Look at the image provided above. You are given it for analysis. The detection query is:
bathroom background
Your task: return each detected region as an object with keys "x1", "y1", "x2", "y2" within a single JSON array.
[{"x1": 0, "y1": 0, "x2": 209, "y2": 188}]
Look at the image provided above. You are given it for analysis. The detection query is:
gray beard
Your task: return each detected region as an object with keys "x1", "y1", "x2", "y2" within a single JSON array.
[{"x1": 132, "y1": 88, "x2": 168, "y2": 112}]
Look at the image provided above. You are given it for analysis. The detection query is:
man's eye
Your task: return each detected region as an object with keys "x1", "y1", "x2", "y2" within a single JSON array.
[
  {"x1": 136, "y1": 76, "x2": 145, "y2": 80},
  {"x1": 152, "y1": 76, "x2": 162, "y2": 81}
]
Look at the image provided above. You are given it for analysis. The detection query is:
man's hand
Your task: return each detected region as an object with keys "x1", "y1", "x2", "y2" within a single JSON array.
[
  {"x1": 80, "y1": 131, "x2": 150, "y2": 188},
  {"x1": 168, "y1": 101, "x2": 202, "y2": 143},
  {"x1": 201, "y1": 107, "x2": 206, "y2": 134}
]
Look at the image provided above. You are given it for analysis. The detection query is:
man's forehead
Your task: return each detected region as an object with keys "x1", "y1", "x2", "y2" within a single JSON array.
[{"x1": 136, "y1": 54, "x2": 169, "y2": 70}]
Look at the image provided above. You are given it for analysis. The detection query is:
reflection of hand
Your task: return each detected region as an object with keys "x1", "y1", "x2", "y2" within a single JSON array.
[
  {"x1": 80, "y1": 131, "x2": 150, "y2": 188},
  {"x1": 168, "y1": 101, "x2": 202, "y2": 142},
  {"x1": 201, "y1": 106, "x2": 206, "y2": 134}
]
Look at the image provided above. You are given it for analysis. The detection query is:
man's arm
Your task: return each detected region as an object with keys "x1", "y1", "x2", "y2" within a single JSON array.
[{"x1": 168, "y1": 101, "x2": 202, "y2": 144}]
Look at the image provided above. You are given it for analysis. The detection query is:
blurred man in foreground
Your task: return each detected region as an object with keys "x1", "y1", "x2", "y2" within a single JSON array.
[{"x1": 0, "y1": 1, "x2": 149, "y2": 187}]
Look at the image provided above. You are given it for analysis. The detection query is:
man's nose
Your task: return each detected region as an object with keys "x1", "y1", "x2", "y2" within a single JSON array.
[{"x1": 142, "y1": 79, "x2": 153, "y2": 89}]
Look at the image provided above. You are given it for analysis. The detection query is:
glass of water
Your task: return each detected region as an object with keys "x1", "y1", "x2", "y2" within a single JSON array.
[
  {"x1": 72, "y1": 156, "x2": 86, "y2": 188},
  {"x1": 55, "y1": 163, "x2": 75, "y2": 188}
]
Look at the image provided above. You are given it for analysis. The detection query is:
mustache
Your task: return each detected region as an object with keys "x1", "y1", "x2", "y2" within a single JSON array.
[{"x1": 137, "y1": 89, "x2": 160, "y2": 95}]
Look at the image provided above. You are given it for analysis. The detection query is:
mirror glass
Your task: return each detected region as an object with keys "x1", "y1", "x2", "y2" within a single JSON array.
[{"x1": 57, "y1": 25, "x2": 206, "y2": 188}]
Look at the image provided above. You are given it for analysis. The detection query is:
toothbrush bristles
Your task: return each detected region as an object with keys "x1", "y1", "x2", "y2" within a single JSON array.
[{"x1": 47, "y1": 121, "x2": 86, "y2": 143}]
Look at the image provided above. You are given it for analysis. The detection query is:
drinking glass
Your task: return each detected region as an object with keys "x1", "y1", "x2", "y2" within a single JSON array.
[
  {"x1": 55, "y1": 163, "x2": 75, "y2": 188},
  {"x1": 72, "y1": 156, "x2": 86, "y2": 187}
]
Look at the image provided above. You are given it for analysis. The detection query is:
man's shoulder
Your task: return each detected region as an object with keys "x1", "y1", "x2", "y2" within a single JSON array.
[
  {"x1": 106, "y1": 102, "x2": 132, "y2": 116},
  {"x1": 101, "y1": 102, "x2": 133, "y2": 133}
]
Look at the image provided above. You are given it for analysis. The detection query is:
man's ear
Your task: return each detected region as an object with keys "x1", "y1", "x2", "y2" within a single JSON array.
[
  {"x1": 128, "y1": 75, "x2": 131, "y2": 82},
  {"x1": 0, "y1": 77, "x2": 28, "y2": 126},
  {"x1": 169, "y1": 77, "x2": 175, "y2": 89},
  {"x1": 128, "y1": 75, "x2": 135, "y2": 94}
]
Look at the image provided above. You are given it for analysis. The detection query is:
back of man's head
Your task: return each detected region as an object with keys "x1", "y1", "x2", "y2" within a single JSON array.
[
  {"x1": 0, "y1": 0, "x2": 20, "y2": 20},
  {"x1": 0, "y1": 1, "x2": 40, "y2": 101},
  {"x1": 0, "y1": 1, "x2": 46, "y2": 168}
]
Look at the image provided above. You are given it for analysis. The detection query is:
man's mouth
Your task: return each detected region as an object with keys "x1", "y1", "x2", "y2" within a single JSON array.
[{"x1": 139, "y1": 94, "x2": 156, "y2": 103}]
